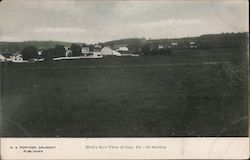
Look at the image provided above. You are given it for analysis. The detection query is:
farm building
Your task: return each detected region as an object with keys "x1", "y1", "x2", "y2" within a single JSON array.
[
  {"x1": 101, "y1": 46, "x2": 121, "y2": 56},
  {"x1": 101, "y1": 46, "x2": 113, "y2": 55},
  {"x1": 117, "y1": 47, "x2": 130, "y2": 55}
]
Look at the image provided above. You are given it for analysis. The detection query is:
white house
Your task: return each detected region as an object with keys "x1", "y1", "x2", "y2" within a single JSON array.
[
  {"x1": 81, "y1": 47, "x2": 89, "y2": 54},
  {"x1": 0, "y1": 54, "x2": 6, "y2": 61},
  {"x1": 189, "y1": 42, "x2": 197, "y2": 48},
  {"x1": 65, "y1": 49, "x2": 73, "y2": 57},
  {"x1": 117, "y1": 46, "x2": 129, "y2": 52},
  {"x1": 158, "y1": 45, "x2": 164, "y2": 49},
  {"x1": 93, "y1": 48, "x2": 102, "y2": 57},
  {"x1": 38, "y1": 50, "x2": 43, "y2": 56},
  {"x1": 171, "y1": 42, "x2": 178, "y2": 48},
  {"x1": 11, "y1": 53, "x2": 24, "y2": 62}
]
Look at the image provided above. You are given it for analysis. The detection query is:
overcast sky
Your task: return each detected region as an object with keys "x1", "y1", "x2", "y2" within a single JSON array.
[{"x1": 0, "y1": 0, "x2": 248, "y2": 43}]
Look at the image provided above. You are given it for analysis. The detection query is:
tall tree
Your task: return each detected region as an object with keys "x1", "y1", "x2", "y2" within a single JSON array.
[
  {"x1": 88, "y1": 44, "x2": 95, "y2": 52},
  {"x1": 70, "y1": 44, "x2": 82, "y2": 56},
  {"x1": 54, "y1": 45, "x2": 66, "y2": 58},
  {"x1": 21, "y1": 46, "x2": 38, "y2": 60},
  {"x1": 42, "y1": 48, "x2": 54, "y2": 60}
]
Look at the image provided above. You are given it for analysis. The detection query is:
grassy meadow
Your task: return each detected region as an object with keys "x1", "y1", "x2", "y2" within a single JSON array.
[{"x1": 0, "y1": 48, "x2": 248, "y2": 137}]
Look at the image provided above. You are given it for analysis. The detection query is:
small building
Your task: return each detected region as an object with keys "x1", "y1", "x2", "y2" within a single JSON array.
[
  {"x1": 38, "y1": 50, "x2": 43, "y2": 56},
  {"x1": 37, "y1": 50, "x2": 44, "y2": 61},
  {"x1": 11, "y1": 53, "x2": 23, "y2": 62},
  {"x1": 93, "y1": 48, "x2": 102, "y2": 57},
  {"x1": 0, "y1": 54, "x2": 6, "y2": 62},
  {"x1": 117, "y1": 46, "x2": 129, "y2": 55},
  {"x1": 117, "y1": 46, "x2": 129, "y2": 52},
  {"x1": 81, "y1": 47, "x2": 89, "y2": 54},
  {"x1": 158, "y1": 45, "x2": 164, "y2": 49},
  {"x1": 171, "y1": 42, "x2": 178, "y2": 49},
  {"x1": 65, "y1": 49, "x2": 73, "y2": 57},
  {"x1": 113, "y1": 44, "x2": 128, "y2": 51},
  {"x1": 189, "y1": 42, "x2": 198, "y2": 48}
]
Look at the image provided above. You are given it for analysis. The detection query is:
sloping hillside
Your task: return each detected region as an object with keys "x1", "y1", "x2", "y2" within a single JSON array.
[{"x1": 0, "y1": 41, "x2": 72, "y2": 52}]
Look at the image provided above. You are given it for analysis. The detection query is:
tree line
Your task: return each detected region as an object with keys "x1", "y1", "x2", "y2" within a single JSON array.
[{"x1": 21, "y1": 44, "x2": 87, "y2": 61}]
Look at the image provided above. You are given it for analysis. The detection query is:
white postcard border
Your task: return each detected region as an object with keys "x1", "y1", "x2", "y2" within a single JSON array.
[{"x1": 1, "y1": 137, "x2": 249, "y2": 159}]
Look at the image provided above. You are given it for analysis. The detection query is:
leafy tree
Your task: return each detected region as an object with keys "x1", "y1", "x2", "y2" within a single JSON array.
[
  {"x1": 53, "y1": 45, "x2": 65, "y2": 58},
  {"x1": 88, "y1": 44, "x2": 95, "y2": 52},
  {"x1": 70, "y1": 44, "x2": 82, "y2": 56},
  {"x1": 21, "y1": 46, "x2": 38, "y2": 60},
  {"x1": 141, "y1": 43, "x2": 172, "y2": 55},
  {"x1": 42, "y1": 48, "x2": 54, "y2": 60},
  {"x1": 141, "y1": 43, "x2": 151, "y2": 55},
  {"x1": 98, "y1": 43, "x2": 105, "y2": 48}
]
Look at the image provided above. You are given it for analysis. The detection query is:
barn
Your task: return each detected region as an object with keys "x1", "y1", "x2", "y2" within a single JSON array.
[
  {"x1": 101, "y1": 46, "x2": 113, "y2": 56},
  {"x1": 101, "y1": 46, "x2": 121, "y2": 56}
]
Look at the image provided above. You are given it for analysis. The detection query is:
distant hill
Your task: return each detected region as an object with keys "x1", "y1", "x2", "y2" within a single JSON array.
[
  {"x1": 102, "y1": 32, "x2": 248, "y2": 51},
  {"x1": 0, "y1": 41, "x2": 72, "y2": 52},
  {"x1": 148, "y1": 32, "x2": 248, "y2": 48}
]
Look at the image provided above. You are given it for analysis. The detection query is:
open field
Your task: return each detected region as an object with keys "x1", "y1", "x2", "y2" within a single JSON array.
[{"x1": 0, "y1": 48, "x2": 248, "y2": 137}]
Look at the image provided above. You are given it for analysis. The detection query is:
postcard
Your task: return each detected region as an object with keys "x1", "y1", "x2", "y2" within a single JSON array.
[{"x1": 0, "y1": 0, "x2": 249, "y2": 159}]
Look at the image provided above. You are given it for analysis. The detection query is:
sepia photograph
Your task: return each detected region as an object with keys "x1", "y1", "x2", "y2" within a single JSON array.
[{"x1": 0, "y1": 0, "x2": 249, "y2": 159}]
